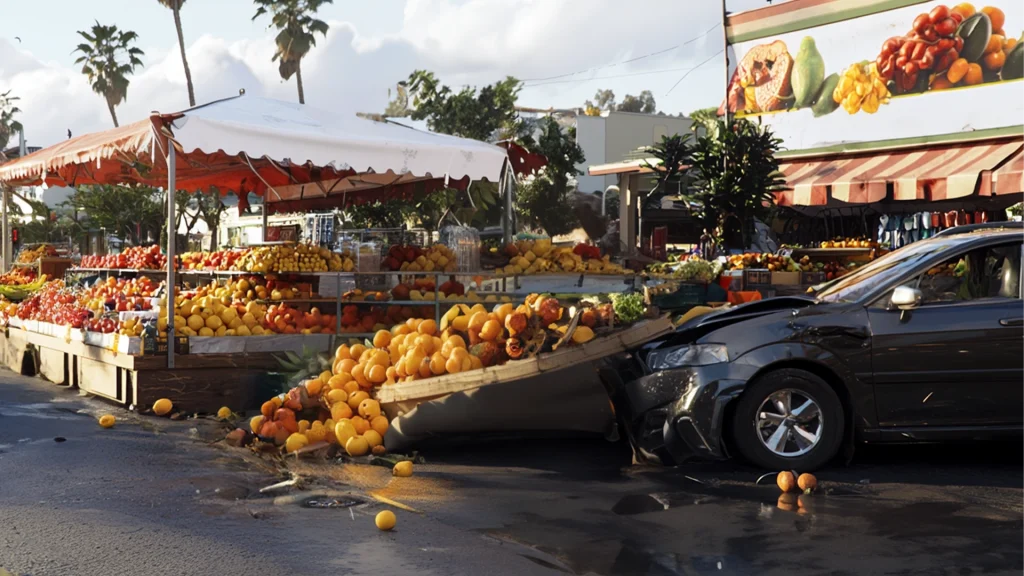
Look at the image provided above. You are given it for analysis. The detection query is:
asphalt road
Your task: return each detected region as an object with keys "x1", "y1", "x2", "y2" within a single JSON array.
[{"x1": 1, "y1": 370, "x2": 1021, "y2": 576}]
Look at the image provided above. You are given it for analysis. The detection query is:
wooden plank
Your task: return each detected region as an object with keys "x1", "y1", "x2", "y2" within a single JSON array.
[
  {"x1": 78, "y1": 356, "x2": 122, "y2": 402},
  {"x1": 375, "y1": 316, "x2": 673, "y2": 404},
  {"x1": 37, "y1": 347, "x2": 68, "y2": 385},
  {"x1": 132, "y1": 367, "x2": 264, "y2": 414},
  {"x1": 18, "y1": 329, "x2": 138, "y2": 369}
]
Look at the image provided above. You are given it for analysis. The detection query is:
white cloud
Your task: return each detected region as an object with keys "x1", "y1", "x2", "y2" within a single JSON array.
[{"x1": 2, "y1": 0, "x2": 730, "y2": 149}]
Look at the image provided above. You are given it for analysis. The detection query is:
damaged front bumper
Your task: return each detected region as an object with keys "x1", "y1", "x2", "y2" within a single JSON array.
[{"x1": 600, "y1": 361, "x2": 756, "y2": 465}]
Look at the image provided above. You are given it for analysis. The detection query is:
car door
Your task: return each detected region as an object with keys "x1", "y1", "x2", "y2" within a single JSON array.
[{"x1": 867, "y1": 240, "x2": 1023, "y2": 427}]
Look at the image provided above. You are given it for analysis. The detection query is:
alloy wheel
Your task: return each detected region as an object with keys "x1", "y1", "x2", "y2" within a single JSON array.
[{"x1": 754, "y1": 388, "x2": 823, "y2": 458}]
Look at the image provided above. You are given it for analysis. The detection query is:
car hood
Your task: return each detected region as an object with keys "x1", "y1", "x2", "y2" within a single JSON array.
[{"x1": 675, "y1": 296, "x2": 818, "y2": 340}]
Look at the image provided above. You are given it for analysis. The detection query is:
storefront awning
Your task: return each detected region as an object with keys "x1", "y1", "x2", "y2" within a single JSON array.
[
  {"x1": 776, "y1": 138, "x2": 1023, "y2": 207},
  {"x1": 990, "y1": 147, "x2": 1023, "y2": 196}
]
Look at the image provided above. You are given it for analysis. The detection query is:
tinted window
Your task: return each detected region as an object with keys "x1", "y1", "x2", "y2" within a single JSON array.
[{"x1": 914, "y1": 242, "x2": 1021, "y2": 305}]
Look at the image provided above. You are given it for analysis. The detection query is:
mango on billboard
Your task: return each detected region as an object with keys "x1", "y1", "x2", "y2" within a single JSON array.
[{"x1": 724, "y1": 1, "x2": 1023, "y2": 152}]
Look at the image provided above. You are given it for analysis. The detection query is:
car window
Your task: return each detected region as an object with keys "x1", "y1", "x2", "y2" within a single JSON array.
[
  {"x1": 912, "y1": 242, "x2": 1021, "y2": 305},
  {"x1": 815, "y1": 239, "x2": 963, "y2": 304}
]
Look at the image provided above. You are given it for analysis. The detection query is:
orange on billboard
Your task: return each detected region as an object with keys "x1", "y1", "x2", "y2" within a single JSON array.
[{"x1": 724, "y1": 1, "x2": 1023, "y2": 152}]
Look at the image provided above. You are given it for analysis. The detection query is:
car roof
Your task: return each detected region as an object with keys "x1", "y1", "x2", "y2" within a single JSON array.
[{"x1": 932, "y1": 222, "x2": 1023, "y2": 238}]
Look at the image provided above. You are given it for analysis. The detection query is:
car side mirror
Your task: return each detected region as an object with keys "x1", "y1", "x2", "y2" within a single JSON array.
[{"x1": 890, "y1": 286, "x2": 922, "y2": 320}]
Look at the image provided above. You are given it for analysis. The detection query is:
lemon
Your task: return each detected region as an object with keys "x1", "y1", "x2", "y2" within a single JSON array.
[
  {"x1": 152, "y1": 398, "x2": 173, "y2": 416},
  {"x1": 285, "y1": 432, "x2": 309, "y2": 453},
  {"x1": 334, "y1": 420, "x2": 357, "y2": 445},
  {"x1": 98, "y1": 414, "x2": 116, "y2": 428},
  {"x1": 392, "y1": 460, "x2": 413, "y2": 477},
  {"x1": 345, "y1": 435, "x2": 369, "y2": 456},
  {"x1": 216, "y1": 406, "x2": 232, "y2": 420},
  {"x1": 362, "y1": 430, "x2": 383, "y2": 448},
  {"x1": 375, "y1": 510, "x2": 397, "y2": 531}
]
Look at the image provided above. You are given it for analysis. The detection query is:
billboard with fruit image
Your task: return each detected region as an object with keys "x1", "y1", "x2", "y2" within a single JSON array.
[{"x1": 724, "y1": 2, "x2": 1022, "y2": 152}]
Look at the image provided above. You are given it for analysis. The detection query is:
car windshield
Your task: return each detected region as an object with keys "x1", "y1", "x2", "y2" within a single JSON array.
[{"x1": 815, "y1": 239, "x2": 963, "y2": 303}]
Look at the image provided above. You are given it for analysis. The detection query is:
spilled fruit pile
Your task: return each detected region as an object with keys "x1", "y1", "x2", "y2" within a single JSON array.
[{"x1": 247, "y1": 293, "x2": 635, "y2": 453}]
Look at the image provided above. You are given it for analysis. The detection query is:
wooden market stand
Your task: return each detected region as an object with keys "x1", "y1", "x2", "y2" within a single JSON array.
[{"x1": 0, "y1": 94, "x2": 521, "y2": 413}]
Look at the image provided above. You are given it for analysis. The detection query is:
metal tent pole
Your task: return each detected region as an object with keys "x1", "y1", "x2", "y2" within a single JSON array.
[
  {"x1": 166, "y1": 140, "x2": 176, "y2": 369},
  {"x1": 1, "y1": 186, "x2": 8, "y2": 271}
]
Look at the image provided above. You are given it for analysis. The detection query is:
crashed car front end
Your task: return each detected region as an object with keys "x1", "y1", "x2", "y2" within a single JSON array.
[{"x1": 601, "y1": 296, "x2": 825, "y2": 465}]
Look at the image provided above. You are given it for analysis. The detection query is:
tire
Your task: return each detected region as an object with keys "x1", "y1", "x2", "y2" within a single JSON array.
[{"x1": 730, "y1": 368, "x2": 844, "y2": 471}]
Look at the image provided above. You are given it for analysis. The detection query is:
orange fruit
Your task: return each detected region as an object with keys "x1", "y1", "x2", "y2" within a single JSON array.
[
  {"x1": 249, "y1": 415, "x2": 265, "y2": 433},
  {"x1": 980, "y1": 6, "x2": 1004, "y2": 31},
  {"x1": 328, "y1": 373, "x2": 352, "y2": 390},
  {"x1": 441, "y1": 335, "x2": 466, "y2": 358},
  {"x1": 334, "y1": 419, "x2": 357, "y2": 445},
  {"x1": 417, "y1": 357, "x2": 432, "y2": 378},
  {"x1": 153, "y1": 398, "x2": 173, "y2": 416},
  {"x1": 983, "y1": 49, "x2": 1006, "y2": 71},
  {"x1": 985, "y1": 34, "x2": 1005, "y2": 56},
  {"x1": 370, "y1": 415, "x2": 389, "y2": 436},
  {"x1": 334, "y1": 344, "x2": 351, "y2": 360},
  {"x1": 367, "y1": 364, "x2": 387, "y2": 384},
  {"x1": 348, "y1": 390, "x2": 370, "y2": 410},
  {"x1": 98, "y1": 414, "x2": 116, "y2": 428},
  {"x1": 951, "y1": 2, "x2": 975, "y2": 20},
  {"x1": 326, "y1": 388, "x2": 348, "y2": 405},
  {"x1": 965, "y1": 62, "x2": 984, "y2": 85},
  {"x1": 467, "y1": 312, "x2": 488, "y2": 332},
  {"x1": 352, "y1": 363, "x2": 370, "y2": 388},
  {"x1": 217, "y1": 406, "x2": 232, "y2": 420},
  {"x1": 346, "y1": 435, "x2": 370, "y2": 457},
  {"x1": 373, "y1": 329, "x2": 392, "y2": 348},
  {"x1": 797, "y1": 473, "x2": 818, "y2": 492},
  {"x1": 393, "y1": 461, "x2": 413, "y2": 477},
  {"x1": 285, "y1": 433, "x2": 309, "y2": 453},
  {"x1": 375, "y1": 510, "x2": 396, "y2": 531},
  {"x1": 429, "y1": 351, "x2": 446, "y2": 375},
  {"x1": 479, "y1": 319, "x2": 501, "y2": 341},
  {"x1": 777, "y1": 471, "x2": 797, "y2": 493},
  {"x1": 417, "y1": 319, "x2": 437, "y2": 335},
  {"x1": 336, "y1": 359, "x2": 357, "y2": 376},
  {"x1": 343, "y1": 380, "x2": 360, "y2": 395},
  {"x1": 331, "y1": 401, "x2": 353, "y2": 421},
  {"x1": 261, "y1": 400, "x2": 276, "y2": 419},
  {"x1": 271, "y1": 396, "x2": 283, "y2": 409},
  {"x1": 445, "y1": 355, "x2": 463, "y2": 374},
  {"x1": 297, "y1": 419, "x2": 311, "y2": 433},
  {"x1": 362, "y1": 430, "x2": 384, "y2": 448},
  {"x1": 351, "y1": 416, "x2": 370, "y2": 434},
  {"x1": 469, "y1": 355, "x2": 483, "y2": 370},
  {"x1": 349, "y1": 343, "x2": 367, "y2": 361},
  {"x1": 358, "y1": 398, "x2": 382, "y2": 420},
  {"x1": 305, "y1": 378, "x2": 324, "y2": 396}
]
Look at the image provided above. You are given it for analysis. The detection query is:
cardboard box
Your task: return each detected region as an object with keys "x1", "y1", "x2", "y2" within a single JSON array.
[
  {"x1": 771, "y1": 271, "x2": 801, "y2": 286},
  {"x1": 801, "y1": 271, "x2": 826, "y2": 286},
  {"x1": 742, "y1": 269, "x2": 771, "y2": 289}
]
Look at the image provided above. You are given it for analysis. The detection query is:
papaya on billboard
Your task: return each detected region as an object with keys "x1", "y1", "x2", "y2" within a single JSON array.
[{"x1": 724, "y1": 1, "x2": 1023, "y2": 152}]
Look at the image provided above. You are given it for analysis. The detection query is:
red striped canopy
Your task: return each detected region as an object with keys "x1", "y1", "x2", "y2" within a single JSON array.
[{"x1": 776, "y1": 138, "x2": 1023, "y2": 206}]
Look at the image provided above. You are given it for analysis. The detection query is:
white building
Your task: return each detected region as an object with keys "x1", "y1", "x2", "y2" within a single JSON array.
[{"x1": 574, "y1": 111, "x2": 692, "y2": 195}]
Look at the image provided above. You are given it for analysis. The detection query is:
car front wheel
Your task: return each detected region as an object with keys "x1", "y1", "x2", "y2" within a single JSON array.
[{"x1": 730, "y1": 368, "x2": 844, "y2": 471}]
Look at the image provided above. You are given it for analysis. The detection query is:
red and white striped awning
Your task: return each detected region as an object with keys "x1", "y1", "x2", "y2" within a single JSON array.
[
  {"x1": 776, "y1": 138, "x2": 1023, "y2": 206},
  {"x1": 989, "y1": 147, "x2": 1023, "y2": 196}
]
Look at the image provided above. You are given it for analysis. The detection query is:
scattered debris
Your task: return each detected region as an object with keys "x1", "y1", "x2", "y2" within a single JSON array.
[
  {"x1": 369, "y1": 491, "x2": 421, "y2": 514},
  {"x1": 53, "y1": 437, "x2": 66, "y2": 443},
  {"x1": 259, "y1": 473, "x2": 303, "y2": 494},
  {"x1": 755, "y1": 472, "x2": 776, "y2": 485},
  {"x1": 302, "y1": 496, "x2": 361, "y2": 509},
  {"x1": 224, "y1": 429, "x2": 251, "y2": 448}
]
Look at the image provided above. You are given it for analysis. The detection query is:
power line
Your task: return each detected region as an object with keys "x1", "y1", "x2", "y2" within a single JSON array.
[
  {"x1": 522, "y1": 66, "x2": 696, "y2": 88},
  {"x1": 518, "y1": 22, "x2": 720, "y2": 84},
  {"x1": 665, "y1": 49, "x2": 724, "y2": 96}
]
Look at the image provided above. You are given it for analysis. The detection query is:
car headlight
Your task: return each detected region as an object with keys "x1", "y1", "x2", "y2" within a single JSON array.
[{"x1": 646, "y1": 344, "x2": 728, "y2": 371}]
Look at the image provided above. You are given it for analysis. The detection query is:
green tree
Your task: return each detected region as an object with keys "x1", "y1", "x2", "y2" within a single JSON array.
[
  {"x1": 687, "y1": 118, "x2": 785, "y2": 249},
  {"x1": 689, "y1": 106, "x2": 721, "y2": 138},
  {"x1": 63, "y1": 185, "x2": 164, "y2": 245},
  {"x1": 73, "y1": 22, "x2": 145, "y2": 127},
  {"x1": 157, "y1": 0, "x2": 196, "y2": 107},
  {"x1": 341, "y1": 198, "x2": 410, "y2": 230},
  {"x1": 644, "y1": 133, "x2": 692, "y2": 205},
  {"x1": 515, "y1": 117, "x2": 585, "y2": 237},
  {"x1": 618, "y1": 90, "x2": 657, "y2": 114},
  {"x1": 405, "y1": 70, "x2": 522, "y2": 142},
  {"x1": 384, "y1": 82, "x2": 410, "y2": 118},
  {"x1": 15, "y1": 197, "x2": 79, "y2": 245},
  {"x1": 195, "y1": 188, "x2": 227, "y2": 248},
  {"x1": 252, "y1": 0, "x2": 332, "y2": 105},
  {"x1": 0, "y1": 90, "x2": 23, "y2": 152}
]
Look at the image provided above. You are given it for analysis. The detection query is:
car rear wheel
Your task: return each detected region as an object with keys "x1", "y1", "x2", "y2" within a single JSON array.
[{"x1": 730, "y1": 368, "x2": 844, "y2": 471}]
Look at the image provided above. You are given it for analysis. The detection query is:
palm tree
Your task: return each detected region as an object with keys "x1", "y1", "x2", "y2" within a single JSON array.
[
  {"x1": 157, "y1": 0, "x2": 196, "y2": 107},
  {"x1": 0, "y1": 90, "x2": 23, "y2": 152},
  {"x1": 252, "y1": 0, "x2": 332, "y2": 104},
  {"x1": 73, "y1": 22, "x2": 145, "y2": 127}
]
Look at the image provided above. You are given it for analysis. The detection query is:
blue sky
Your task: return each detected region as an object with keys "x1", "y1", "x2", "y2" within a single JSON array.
[{"x1": 1, "y1": 0, "x2": 771, "y2": 147}]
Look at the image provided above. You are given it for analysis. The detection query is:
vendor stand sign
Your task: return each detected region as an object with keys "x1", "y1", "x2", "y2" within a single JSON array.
[{"x1": 725, "y1": 0, "x2": 1023, "y2": 153}]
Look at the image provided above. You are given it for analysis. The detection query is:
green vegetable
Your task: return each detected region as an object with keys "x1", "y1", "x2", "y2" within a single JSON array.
[
  {"x1": 792, "y1": 36, "x2": 826, "y2": 108},
  {"x1": 812, "y1": 73, "x2": 841, "y2": 117},
  {"x1": 612, "y1": 293, "x2": 645, "y2": 324},
  {"x1": 958, "y1": 13, "x2": 991, "y2": 63},
  {"x1": 676, "y1": 259, "x2": 717, "y2": 283},
  {"x1": 1003, "y1": 42, "x2": 1023, "y2": 81}
]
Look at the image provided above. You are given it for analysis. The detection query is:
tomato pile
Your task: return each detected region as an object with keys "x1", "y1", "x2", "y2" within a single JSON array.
[
  {"x1": 81, "y1": 245, "x2": 172, "y2": 270},
  {"x1": 16, "y1": 282, "x2": 94, "y2": 329},
  {"x1": 876, "y1": 5, "x2": 965, "y2": 93},
  {"x1": 81, "y1": 277, "x2": 160, "y2": 314}
]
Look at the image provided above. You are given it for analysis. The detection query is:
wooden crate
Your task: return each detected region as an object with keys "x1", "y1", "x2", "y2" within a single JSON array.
[{"x1": 375, "y1": 316, "x2": 673, "y2": 412}]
